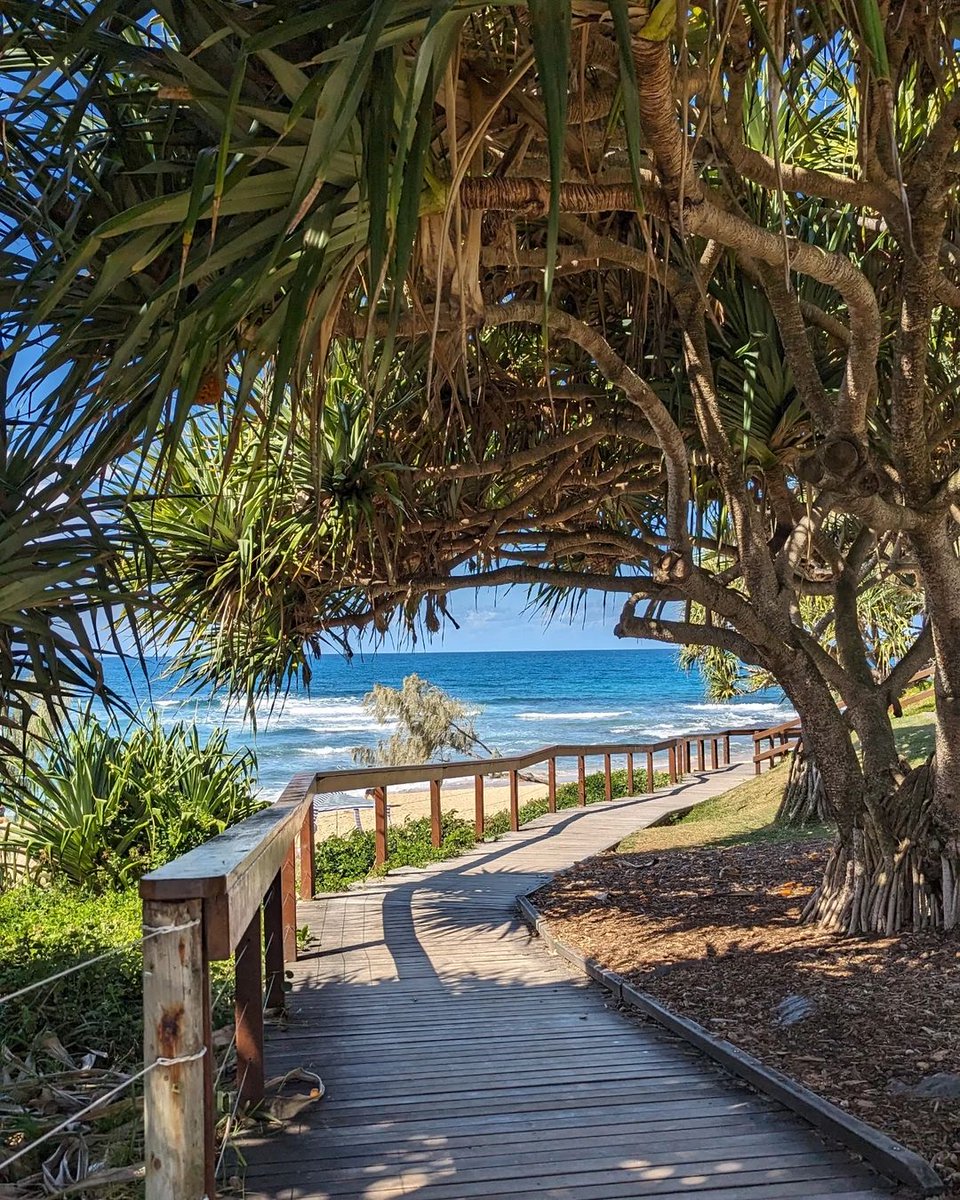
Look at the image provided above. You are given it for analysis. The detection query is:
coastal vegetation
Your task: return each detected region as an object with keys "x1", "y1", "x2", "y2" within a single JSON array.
[
  {"x1": 352, "y1": 674, "x2": 496, "y2": 766},
  {"x1": 315, "y1": 764, "x2": 670, "y2": 890},
  {"x1": 5, "y1": 1, "x2": 955, "y2": 935},
  {"x1": 1, "y1": 5, "x2": 960, "y2": 1188},
  {"x1": 2, "y1": 716, "x2": 259, "y2": 891},
  {"x1": 0, "y1": 720, "x2": 255, "y2": 1194},
  {"x1": 11, "y1": 0, "x2": 960, "y2": 1190}
]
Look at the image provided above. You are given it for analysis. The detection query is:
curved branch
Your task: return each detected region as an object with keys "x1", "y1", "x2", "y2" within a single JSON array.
[
  {"x1": 614, "y1": 601, "x2": 768, "y2": 667},
  {"x1": 481, "y1": 301, "x2": 691, "y2": 547}
]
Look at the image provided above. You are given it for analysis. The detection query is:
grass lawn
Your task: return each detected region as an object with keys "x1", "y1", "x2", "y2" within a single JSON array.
[{"x1": 616, "y1": 708, "x2": 938, "y2": 858}]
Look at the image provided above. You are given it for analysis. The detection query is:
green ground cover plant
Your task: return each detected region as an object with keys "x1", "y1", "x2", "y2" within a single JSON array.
[
  {"x1": 616, "y1": 713, "x2": 937, "y2": 856},
  {"x1": 0, "y1": 717, "x2": 257, "y2": 1194}
]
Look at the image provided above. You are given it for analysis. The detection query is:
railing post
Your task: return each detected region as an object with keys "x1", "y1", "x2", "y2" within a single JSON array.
[
  {"x1": 668, "y1": 743, "x2": 677, "y2": 785},
  {"x1": 685, "y1": 739, "x2": 693, "y2": 773},
  {"x1": 697, "y1": 738, "x2": 705, "y2": 771},
  {"x1": 724, "y1": 733, "x2": 731, "y2": 765},
  {"x1": 263, "y1": 869, "x2": 286, "y2": 1012},
  {"x1": 754, "y1": 732, "x2": 762, "y2": 775},
  {"x1": 299, "y1": 803, "x2": 315, "y2": 899},
  {"x1": 626, "y1": 753, "x2": 634, "y2": 794},
  {"x1": 281, "y1": 842, "x2": 297, "y2": 963},
  {"x1": 675, "y1": 739, "x2": 684, "y2": 779},
  {"x1": 509, "y1": 769, "x2": 520, "y2": 831},
  {"x1": 474, "y1": 775, "x2": 485, "y2": 838},
  {"x1": 235, "y1": 906, "x2": 265, "y2": 1108},
  {"x1": 711, "y1": 737, "x2": 719, "y2": 770},
  {"x1": 646, "y1": 750, "x2": 655, "y2": 794},
  {"x1": 577, "y1": 756, "x2": 586, "y2": 806},
  {"x1": 603, "y1": 753, "x2": 612, "y2": 802},
  {"x1": 430, "y1": 779, "x2": 442, "y2": 848},
  {"x1": 547, "y1": 758, "x2": 557, "y2": 812},
  {"x1": 374, "y1": 786, "x2": 388, "y2": 867},
  {"x1": 143, "y1": 896, "x2": 215, "y2": 1200}
]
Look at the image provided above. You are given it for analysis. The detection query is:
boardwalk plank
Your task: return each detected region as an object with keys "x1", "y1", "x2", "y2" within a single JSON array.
[{"x1": 236, "y1": 766, "x2": 893, "y2": 1199}]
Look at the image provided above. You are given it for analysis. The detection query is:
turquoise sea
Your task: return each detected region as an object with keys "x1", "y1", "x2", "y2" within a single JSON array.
[{"x1": 100, "y1": 650, "x2": 792, "y2": 800}]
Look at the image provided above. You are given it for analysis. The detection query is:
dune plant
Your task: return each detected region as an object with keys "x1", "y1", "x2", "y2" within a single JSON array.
[{"x1": 2, "y1": 715, "x2": 259, "y2": 891}]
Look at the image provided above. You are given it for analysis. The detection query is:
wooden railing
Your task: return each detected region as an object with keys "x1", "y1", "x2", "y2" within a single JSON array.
[
  {"x1": 137, "y1": 722, "x2": 777, "y2": 1197},
  {"x1": 751, "y1": 718, "x2": 803, "y2": 774},
  {"x1": 747, "y1": 667, "x2": 936, "y2": 775}
]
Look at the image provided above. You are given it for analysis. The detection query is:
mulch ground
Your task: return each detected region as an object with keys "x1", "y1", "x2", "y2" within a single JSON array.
[{"x1": 531, "y1": 838, "x2": 960, "y2": 1197}]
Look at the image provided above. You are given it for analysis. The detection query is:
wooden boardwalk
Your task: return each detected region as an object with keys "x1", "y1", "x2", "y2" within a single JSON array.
[{"x1": 241, "y1": 764, "x2": 894, "y2": 1200}]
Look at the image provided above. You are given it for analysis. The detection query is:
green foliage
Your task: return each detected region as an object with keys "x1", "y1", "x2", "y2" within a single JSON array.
[
  {"x1": 315, "y1": 812, "x2": 477, "y2": 891},
  {"x1": 0, "y1": 884, "x2": 235, "y2": 1070},
  {"x1": 0, "y1": 427, "x2": 139, "y2": 786},
  {"x1": 3, "y1": 714, "x2": 260, "y2": 891},
  {"x1": 128, "y1": 378, "x2": 411, "y2": 705},
  {"x1": 0, "y1": 886, "x2": 144, "y2": 1064},
  {"x1": 353, "y1": 674, "x2": 493, "y2": 766},
  {"x1": 314, "y1": 767, "x2": 669, "y2": 890}
]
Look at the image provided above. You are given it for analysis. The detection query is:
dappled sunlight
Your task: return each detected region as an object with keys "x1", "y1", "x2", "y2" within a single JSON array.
[
  {"x1": 534, "y1": 835, "x2": 959, "y2": 1190},
  {"x1": 234, "y1": 774, "x2": 891, "y2": 1199}
]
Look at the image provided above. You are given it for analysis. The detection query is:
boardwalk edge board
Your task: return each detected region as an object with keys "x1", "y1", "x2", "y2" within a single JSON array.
[{"x1": 517, "y1": 894, "x2": 944, "y2": 1198}]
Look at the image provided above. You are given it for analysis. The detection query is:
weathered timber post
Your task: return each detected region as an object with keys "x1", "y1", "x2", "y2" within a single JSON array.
[
  {"x1": 430, "y1": 779, "x2": 442, "y2": 848},
  {"x1": 263, "y1": 870, "x2": 285, "y2": 1012},
  {"x1": 724, "y1": 733, "x2": 731, "y2": 765},
  {"x1": 646, "y1": 751, "x2": 655, "y2": 794},
  {"x1": 474, "y1": 775, "x2": 485, "y2": 838},
  {"x1": 373, "y1": 787, "x2": 388, "y2": 867},
  {"x1": 281, "y1": 843, "x2": 297, "y2": 963},
  {"x1": 298, "y1": 804, "x2": 315, "y2": 899},
  {"x1": 697, "y1": 738, "x2": 706, "y2": 771},
  {"x1": 711, "y1": 738, "x2": 719, "y2": 770},
  {"x1": 626, "y1": 753, "x2": 634, "y2": 794},
  {"x1": 603, "y1": 753, "x2": 612, "y2": 802},
  {"x1": 509, "y1": 769, "x2": 520, "y2": 831},
  {"x1": 547, "y1": 759, "x2": 557, "y2": 812},
  {"x1": 754, "y1": 732, "x2": 762, "y2": 775},
  {"x1": 142, "y1": 896, "x2": 214, "y2": 1200},
  {"x1": 577, "y1": 756, "x2": 586, "y2": 806},
  {"x1": 684, "y1": 740, "x2": 692, "y2": 774},
  {"x1": 668, "y1": 744, "x2": 677, "y2": 784},
  {"x1": 234, "y1": 906, "x2": 265, "y2": 1108}
]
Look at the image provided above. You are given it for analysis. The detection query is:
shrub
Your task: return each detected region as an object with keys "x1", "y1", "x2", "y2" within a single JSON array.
[
  {"x1": 0, "y1": 885, "x2": 144, "y2": 1064},
  {"x1": 315, "y1": 811, "x2": 477, "y2": 891},
  {"x1": 3, "y1": 714, "x2": 260, "y2": 891}
]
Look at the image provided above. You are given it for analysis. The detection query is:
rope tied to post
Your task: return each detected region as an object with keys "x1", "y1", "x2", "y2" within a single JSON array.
[{"x1": 0, "y1": 918, "x2": 203, "y2": 1006}]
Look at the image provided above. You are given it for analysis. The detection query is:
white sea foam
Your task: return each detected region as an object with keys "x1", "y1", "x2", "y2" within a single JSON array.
[
  {"x1": 516, "y1": 710, "x2": 631, "y2": 721},
  {"x1": 686, "y1": 701, "x2": 793, "y2": 716}
]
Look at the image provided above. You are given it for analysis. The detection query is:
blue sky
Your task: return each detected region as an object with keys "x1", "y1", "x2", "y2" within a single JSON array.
[{"x1": 384, "y1": 588, "x2": 661, "y2": 654}]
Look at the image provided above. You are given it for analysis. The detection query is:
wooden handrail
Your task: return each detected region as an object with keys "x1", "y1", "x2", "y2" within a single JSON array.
[
  {"x1": 137, "y1": 721, "x2": 774, "y2": 1197},
  {"x1": 746, "y1": 664, "x2": 936, "y2": 776}
]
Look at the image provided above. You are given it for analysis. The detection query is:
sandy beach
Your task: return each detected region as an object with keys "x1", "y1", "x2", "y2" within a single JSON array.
[{"x1": 313, "y1": 776, "x2": 550, "y2": 841}]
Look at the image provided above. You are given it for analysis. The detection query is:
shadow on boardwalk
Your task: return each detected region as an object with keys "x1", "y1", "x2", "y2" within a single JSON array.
[{"x1": 237, "y1": 769, "x2": 893, "y2": 1200}]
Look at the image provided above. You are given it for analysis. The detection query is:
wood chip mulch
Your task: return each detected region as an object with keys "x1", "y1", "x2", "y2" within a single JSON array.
[{"x1": 531, "y1": 839, "x2": 960, "y2": 1197}]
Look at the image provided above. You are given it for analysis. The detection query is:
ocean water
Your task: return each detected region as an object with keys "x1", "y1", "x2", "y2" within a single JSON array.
[{"x1": 100, "y1": 650, "x2": 793, "y2": 801}]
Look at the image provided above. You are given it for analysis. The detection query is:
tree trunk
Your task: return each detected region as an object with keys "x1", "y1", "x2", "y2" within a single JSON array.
[
  {"x1": 776, "y1": 741, "x2": 832, "y2": 826},
  {"x1": 801, "y1": 761, "x2": 960, "y2": 934}
]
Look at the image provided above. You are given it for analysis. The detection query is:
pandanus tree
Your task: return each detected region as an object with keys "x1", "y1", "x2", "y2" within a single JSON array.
[{"x1": 5, "y1": 1, "x2": 960, "y2": 935}]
